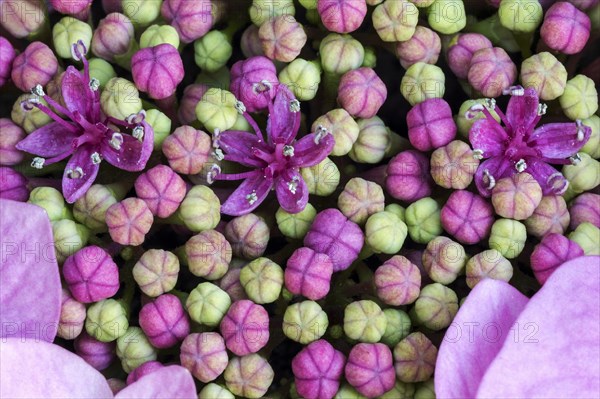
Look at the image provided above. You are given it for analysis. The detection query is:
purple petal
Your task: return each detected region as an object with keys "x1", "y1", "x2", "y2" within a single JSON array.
[
  {"x1": 524, "y1": 157, "x2": 566, "y2": 196},
  {"x1": 275, "y1": 168, "x2": 309, "y2": 214},
  {"x1": 218, "y1": 130, "x2": 267, "y2": 168},
  {"x1": 101, "y1": 121, "x2": 154, "y2": 172},
  {"x1": 15, "y1": 122, "x2": 77, "y2": 158},
  {"x1": 62, "y1": 66, "x2": 93, "y2": 119},
  {"x1": 435, "y1": 279, "x2": 529, "y2": 398},
  {"x1": 115, "y1": 365, "x2": 196, "y2": 399},
  {"x1": 469, "y1": 118, "x2": 508, "y2": 157},
  {"x1": 506, "y1": 87, "x2": 539, "y2": 133},
  {"x1": 0, "y1": 338, "x2": 113, "y2": 398},
  {"x1": 0, "y1": 200, "x2": 61, "y2": 342},
  {"x1": 474, "y1": 156, "x2": 514, "y2": 197},
  {"x1": 221, "y1": 172, "x2": 273, "y2": 216},
  {"x1": 62, "y1": 145, "x2": 100, "y2": 204},
  {"x1": 528, "y1": 122, "x2": 592, "y2": 159},
  {"x1": 267, "y1": 84, "x2": 300, "y2": 145},
  {"x1": 477, "y1": 256, "x2": 600, "y2": 398},
  {"x1": 290, "y1": 133, "x2": 335, "y2": 168}
]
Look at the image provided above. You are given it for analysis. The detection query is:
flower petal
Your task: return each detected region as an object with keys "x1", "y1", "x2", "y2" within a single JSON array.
[
  {"x1": 474, "y1": 156, "x2": 514, "y2": 197},
  {"x1": 62, "y1": 66, "x2": 93, "y2": 119},
  {"x1": 275, "y1": 168, "x2": 309, "y2": 214},
  {"x1": 469, "y1": 118, "x2": 508, "y2": 157},
  {"x1": 528, "y1": 122, "x2": 592, "y2": 160},
  {"x1": 267, "y1": 84, "x2": 300, "y2": 145},
  {"x1": 115, "y1": 365, "x2": 197, "y2": 399},
  {"x1": 477, "y1": 256, "x2": 600, "y2": 398},
  {"x1": 290, "y1": 132, "x2": 335, "y2": 168},
  {"x1": 221, "y1": 172, "x2": 273, "y2": 216},
  {"x1": 218, "y1": 130, "x2": 267, "y2": 168},
  {"x1": 506, "y1": 87, "x2": 539, "y2": 133},
  {"x1": 524, "y1": 157, "x2": 566, "y2": 196},
  {"x1": 0, "y1": 338, "x2": 113, "y2": 398},
  {"x1": 0, "y1": 200, "x2": 61, "y2": 342},
  {"x1": 62, "y1": 144, "x2": 100, "y2": 204},
  {"x1": 101, "y1": 121, "x2": 154, "y2": 172},
  {"x1": 15, "y1": 121, "x2": 78, "y2": 158},
  {"x1": 435, "y1": 279, "x2": 529, "y2": 399}
]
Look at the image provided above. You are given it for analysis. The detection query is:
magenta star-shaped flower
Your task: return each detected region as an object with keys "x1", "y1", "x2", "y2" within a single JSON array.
[
  {"x1": 209, "y1": 84, "x2": 334, "y2": 216},
  {"x1": 16, "y1": 41, "x2": 154, "y2": 203},
  {"x1": 468, "y1": 86, "x2": 591, "y2": 197}
]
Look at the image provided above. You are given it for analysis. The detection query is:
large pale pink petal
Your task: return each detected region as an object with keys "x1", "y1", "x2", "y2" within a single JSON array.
[
  {"x1": 0, "y1": 338, "x2": 112, "y2": 398},
  {"x1": 469, "y1": 118, "x2": 508, "y2": 157},
  {"x1": 220, "y1": 172, "x2": 273, "y2": 216},
  {"x1": 0, "y1": 200, "x2": 61, "y2": 342},
  {"x1": 435, "y1": 279, "x2": 529, "y2": 399},
  {"x1": 115, "y1": 365, "x2": 196, "y2": 399},
  {"x1": 15, "y1": 121, "x2": 77, "y2": 158},
  {"x1": 477, "y1": 256, "x2": 600, "y2": 398},
  {"x1": 62, "y1": 144, "x2": 100, "y2": 204}
]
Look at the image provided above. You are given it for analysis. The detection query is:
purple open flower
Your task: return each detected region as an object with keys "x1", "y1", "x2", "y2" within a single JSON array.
[
  {"x1": 435, "y1": 255, "x2": 600, "y2": 398},
  {"x1": 468, "y1": 86, "x2": 591, "y2": 197},
  {"x1": 15, "y1": 41, "x2": 154, "y2": 203},
  {"x1": 210, "y1": 84, "x2": 334, "y2": 215}
]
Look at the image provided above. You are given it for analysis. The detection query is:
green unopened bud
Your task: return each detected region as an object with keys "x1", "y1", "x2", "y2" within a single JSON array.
[
  {"x1": 53, "y1": 17, "x2": 93, "y2": 59},
  {"x1": 499, "y1": 0, "x2": 542, "y2": 33},
  {"x1": 569, "y1": 222, "x2": 600, "y2": 255},
  {"x1": 276, "y1": 203, "x2": 317, "y2": 239},
  {"x1": 199, "y1": 384, "x2": 235, "y2": 399},
  {"x1": 362, "y1": 46, "x2": 377, "y2": 68},
  {"x1": 73, "y1": 184, "x2": 125, "y2": 232},
  {"x1": 520, "y1": 52, "x2": 567, "y2": 100},
  {"x1": 384, "y1": 203, "x2": 406, "y2": 222},
  {"x1": 194, "y1": 31, "x2": 233, "y2": 72},
  {"x1": 240, "y1": 257, "x2": 284, "y2": 304},
  {"x1": 339, "y1": 178, "x2": 385, "y2": 225},
  {"x1": 123, "y1": 0, "x2": 161, "y2": 28},
  {"x1": 456, "y1": 99, "x2": 500, "y2": 138},
  {"x1": 279, "y1": 59, "x2": 321, "y2": 101},
  {"x1": 28, "y1": 187, "x2": 69, "y2": 221},
  {"x1": 52, "y1": 220, "x2": 89, "y2": 263},
  {"x1": 414, "y1": 379, "x2": 436, "y2": 399},
  {"x1": 563, "y1": 152, "x2": 600, "y2": 193},
  {"x1": 116, "y1": 326, "x2": 157, "y2": 373},
  {"x1": 373, "y1": 0, "x2": 419, "y2": 42},
  {"x1": 186, "y1": 282, "x2": 232, "y2": 327},
  {"x1": 489, "y1": 219, "x2": 527, "y2": 259},
  {"x1": 344, "y1": 300, "x2": 387, "y2": 343},
  {"x1": 466, "y1": 249, "x2": 513, "y2": 288},
  {"x1": 413, "y1": 283, "x2": 458, "y2": 330},
  {"x1": 349, "y1": 116, "x2": 391, "y2": 163},
  {"x1": 580, "y1": 115, "x2": 599, "y2": 159},
  {"x1": 559, "y1": 75, "x2": 598, "y2": 120},
  {"x1": 101, "y1": 77, "x2": 142, "y2": 120},
  {"x1": 140, "y1": 24, "x2": 180, "y2": 48},
  {"x1": 381, "y1": 309, "x2": 411, "y2": 347},
  {"x1": 12, "y1": 94, "x2": 52, "y2": 133},
  {"x1": 401, "y1": 62, "x2": 445, "y2": 106},
  {"x1": 196, "y1": 88, "x2": 239, "y2": 132},
  {"x1": 366, "y1": 211, "x2": 408, "y2": 254},
  {"x1": 320, "y1": 34, "x2": 364, "y2": 74},
  {"x1": 380, "y1": 381, "x2": 416, "y2": 399},
  {"x1": 87, "y1": 58, "x2": 116, "y2": 89},
  {"x1": 85, "y1": 299, "x2": 129, "y2": 342},
  {"x1": 428, "y1": 0, "x2": 466, "y2": 34},
  {"x1": 301, "y1": 157, "x2": 340, "y2": 196},
  {"x1": 394, "y1": 332, "x2": 437, "y2": 383},
  {"x1": 312, "y1": 109, "x2": 360, "y2": 156},
  {"x1": 224, "y1": 354, "x2": 274, "y2": 398},
  {"x1": 405, "y1": 197, "x2": 443, "y2": 244},
  {"x1": 178, "y1": 185, "x2": 221, "y2": 232},
  {"x1": 283, "y1": 300, "x2": 328, "y2": 344},
  {"x1": 145, "y1": 108, "x2": 172, "y2": 150},
  {"x1": 423, "y1": 236, "x2": 466, "y2": 284},
  {"x1": 335, "y1": 384, "x2": 367, "y2": 399},
  {"x1": 250, "y1": 0, "x2": 295, "y2": 26}
]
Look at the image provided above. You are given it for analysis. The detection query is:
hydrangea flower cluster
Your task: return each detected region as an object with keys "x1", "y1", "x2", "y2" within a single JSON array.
[{"x1": 1, "y1": 1, "x2": 599, "y2": 399}]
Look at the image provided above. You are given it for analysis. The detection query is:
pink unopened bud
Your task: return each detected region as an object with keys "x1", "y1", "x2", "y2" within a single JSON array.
[
  {"x1": 91, "y1": 13, "x2": 134, "y2": 61},
  {"x1": 57, "y1": 288, "x2": 86, "y2": 340},
  {"x1": 0, "y1": 167, "x2": 28, "y2": 202},
  {"x1": 135, "y1": 165, "x2": 186, "y2": 218},
  {"x1": 180, "y1": 332, "x2": 228, "y2": 382},
  {"x1": 407, "y1": 98, "x2": 456, "y2": 151},
  {"x1": 50, "y1": 0, "x2": 92, "y2": 16},
  {"x1": 63, "y1": 245, "x2": 120, "y2": 303},
  {"x1": 569, "y1": 193, "x2": 600, "y2": 230},
  {"x1": 0, "y1": 0, "x2": 46, "y2": 39},
  {"x1": 74, "y1": 331, "x2": 116, "y2": 370},
  {"x1": 241, "y1": 25, "x2": 265, "y2": 58},
  {"x1": 139, "y1": 294, "x2": 190, "y2": 348},
  {"x1": 541, "y1": 2, "x2": 591, "y2": 54},
  {"x1": 447, "y1": 33, "x2": 493, "y2": 80},
  {"x1": 292, "y1": 340, "x2": 346, "y2": 399},
  {"x1": 338, "y1": 67, "x2": 387, "y2": 119},
  {"x1": 11, "y1": 42, "x2": 58, "y2": 92},
  {"x1": 162, "y1": 126, "x2": 212, "y2": 175},
  {"x1": 530, "y1": 233, "x2": 584, "y2": 284},
  {"x1": 374, "y1": 255, "x2": 421, "y2": 306},
  {"x1": 220, "y1": 300, "x2": 269, "y2": 356},
  {"x1": 230, "y1": 56, "x2": 279, "y2": 112},
  {"x1": 132, "y1": 44, "x2": 184, "y2": 99},
  {"x1": 0, "y1": 37, "x2": 16, "y2": 87},
  {"x1": 126, "y1": 361, "x2": 164, "y2": 385},
  {"x1": 441, "y1": 190, "x2": 495, "y2": 245},
  {"x1": 285, "y1": 247, "x2": 334, "y2": 300},
  {"x1": 0, "y1": 119, "x2": 26, "y2": 166},
  {"x1": 345, "y1": 343, "x2": 395, "y2": 398},
  {"x1": 396, "y1": 26, "x2": 441, "y2": 69},
  {"x1": 468, "y1": 47, "x2": 517, "y2": 98},
  {"x1": 386, "y1": 150, "x2": 433, "y2": 202},
  {"x1": 318, "y1": 0, "x2": 367, "y2": 33},
  {"x1": 161, "y1": 0, "x2": 213, "y2": 43},
  {"x1": 259, "y1": 15, "x2": 307, "y2": 63},
  {"x1": 106, "y1": 198, "x2": 154, "y2": 246}
]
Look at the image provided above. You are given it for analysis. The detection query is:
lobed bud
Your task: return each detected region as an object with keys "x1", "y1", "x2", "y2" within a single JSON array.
[
  {"x1": 181, "y1": 332, "x2": 229, "y2": 383},
  {"x1": 132, "y1": 44, "x2": 184, "y2": 100},
  {"x1": 87, "y1": 58, "x2": 116, "y2": 89},
  {"x1": 139, "y1": 294, "x2": 190, "y2": 348},
  {"x1": 220, "y1": 266, "x2": 248, "y2": 301},
  {"x1": 11, "y1": 42, "x2": 58, "y2": 92},
  {"x1": 225, "y1": 213, "x2": 269, "y2": 259},
  {"x1": 50, "y1": 0, "x2": 92, "y2": 16},
  {"x1": 116, "y1": 327, "x2": 157, "y2": 373},
  {"x1": 396, "y1": 26, "x2": 441, "y2": 69},
  {"x1": 525, "y1": 195, "x2": 570, "y2": 238},
  {"x1": 345, "y1": 343, "x2": 395, "y2": 397},
  {"x1": 404, "y1": 198, "x2": 442, "y2": 245},
  {"x1": 11, "y1": 94, "x2": 51, "y2": 133},
  {"x1": 338, "y1": 67, "x2": 387, "y2": 119},
  {"x1": 498, "y1": 0, "x2": 543, "y2": 32},
  {"x1": 447, "y1": 33, "x2": 492, "y2": 80},
  {"x1": 194, "y1": 30, "x2": 232, "y2": 72},
  {"x1": 0, "y1": 0, "x2": 46, "y2": 39},
  {"x1": 559, "y1": 75, "x2": 598, "y2": 120},
  {"x1": 400, "y1": 62, "x2": 445, "y2": 106},
  {"x1": 100, "y1": 77, "x2": 142, "y2": 120},
  {"x1": 334, "y1": 384, "x2": 366, "y2": 399},
  {"x1": 427, "y1": 0, "x2": 466, "y2": 34},
  {"x1": 466, "y1": 249, "x2": 513, "y2": 288},
  {"x1": 366, "y1": 211, "x2": 408, "y2": 254},
  {"x1": 57, "y1": 288, "x2": 86, "y2": 340},
  {"x1": 422, "y1": 236, "x2": 466, "y2": 284},
  {"x1": 186, "y1": 282, "x2": 232, "y2": 327},
  {"x1": 240, "y1": 257, "x2": 283, "y2": 304},
  {"x1": 568, "y1": 222, "x2": 600, "y2": 255},
  {"x1": 301, "y1": 157, "x2": 340, "y2": 196},
  {"x1": 241, "y1": 25, "x2": 265, "y2": 57},
  {"x1": 520, "y1": 52, "x2": 568, "y2": 100},
  {"x1": 162, "y1": 126, "x2": 211, "y2": 175},
  {"x1": 63, "y1": 245, "x2": 119, "y2": 303},
  {"x1": 456, "y1": 98, "x2": 500, "y2": 138},
  {"x1": 126, "y1": 361, "x2": 164, "y2": 385},
  {"x1": 122, "y1": 0, "x2": 161, "y2": 27},
  {"x1": 344, "y1": 300, "x2": 387, "y2": 343},
  {"x1": 161, "y1": 0, "x2": 213, "y2": 43},
  {"x1": 0, "y1": 37, "x2": 16, "y2": 87},
  {"x1": 580, "y1": 115, "x2": 599, "y2": 159},
  {"x1": 381, "y1": 309, "x2": 411, "y2": 348},
  {"x1": 489, "y1": 218, "x2": 527, "y2": 259},
  {"x1": 492, "y1": 172, "x2": 543, "y2": 220},
  {"x1": 52, "y1": 219, "x2": 89, "y2": 263},
  {"x1": 92, "y1": 13, "x2": 135, "y2": 61},
  {"x1": 250, "y1": 0, "x2": 295, "y2": 26},
  {"x1": 393, "y1": 332, "x2": 437, "y2": 382},
  {"x1": 562, "y1": 152, "x2": 600, "y2": 193},
  {"x1": 541, "y1": 2, "x2": 591, "y2": 54},
  {"x1": 279, "y1": 59, "x2": 321, "y2": 101},
  {"x1": 230, "y1": 56, "x2": 278, "y2": 112},
  {"x1": 372, "y1": 0, "x2": 419, "y2": 42},
  {"x1": 178, "y1": 185, "x2": 221, "y2": 232},
  {"x1": 85, "y1": 299, "x2": 128, "y2": 342},
  {"x1": 285, "y1": 247, "x2": 333, "y2": 300},
  {"x1": 199, "y1": 384, "x2": 234, "y2": 399},
  {"x1": 386, "y1": 150, "x2": 433, "y2": 202},
  {"x1": 441, "y1": 190, "x2": 494, "y2": 245},
  {"x1": 413, "y1": 283, "x2": 458, "y2": 330},
  {"x1": 407, "y1": 98, "x2": 456, "y2": 152},
  {"x1": 185, "y1": 230, "x2": 231, "y2": 280},
  {"x1": 74, "y1": 331, "x2": 116, "y2": 370},
  {"x1": 319, "y1": 34, "x2": 364, "y2": 74},
  {"x1": 196, "y1": 88, "x2": 239, "y2": 132},
  {"x1": 135, "y1": 165, "x2": 186, "y2": 218},
  {"x1": 133, "y1": 249, "x2": 180, "y2": 297},
  {"x1": 318, "y1": 0, "x2": 367, "y2": 33},
  {"x1": 468, "y1": 47, "x2": 517, "y2": 98},
  {"x1": 259, "y1": 15, "x2": 306, "y2": 63},
  {"x1": 28, "y1": 187, "x2": 69, "y2": 222},
  {"x1": 569, "y1": 193, "x2": 600, "y2": 230},
  {"x1": 276, "y1": 203, "x2": 317, "y2": 239},
  {"x1": 140, "y1": 24, "x2": 179, "y2": 49},
  {"x1": 106, "y1": 198, "x2": 153, "y2": 246},
  {"x1": 283, "y1": 300, "x2": 329, "y2": 344},
  {"x1": 349, "y1": 117, "x2": 391, "y2": 163},
  {"x1": 220, "y1": 300, "x2": 269, "y2": 356},
  {"x1": 224, "y1": 354, "x2": 274, "y2": 398},
  {"x1": 338, "y1": 178, "x2": 385, "y2": 225},
  {"x1": 531, "y1": 233, "x2": 585, "y2": 284},
  {"x1": 52, "y1": 17, "x2": 93, "y2": 59},
  {"x1": 73, "y1": 184, "x2": 122, "y2": 232},
  {"x1": 292, "y1": 339, "x2": 345, "y2": 399},
  {"x1": 375, "y1": 255, "x2": 421, "y2": 306},
  {"x1": 312, "y1": 109, "x2": 359, "y2": 156}
]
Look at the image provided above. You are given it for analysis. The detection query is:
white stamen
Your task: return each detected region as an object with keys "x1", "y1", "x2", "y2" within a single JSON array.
[
  {"x1": 547, "y1": 173, "x2": 569, "y2": 195},
  {"x1": 91, "y1": 152, "x2": 102, "y2": 165},
  {"x1": 109, "y1": 132, "x2": 124, "y2": 150},
  {"x1": 483, "y1": 169, "x2": 496, "y2": 190},
  {"x1": 213, "y1": 148, "x2": 224, "y2": 161},
  {"x1": 287, "y1": 179, "x2": 298, "y2": 194},
  {"x1": 31, "y1": 84, "x2": 45, "y2": 97},
  {"x1": 290, "y1": 99, "x2": 301, "y2": 113},
  {"x1": 89, "y1": 78, "x2": 100, "y2": 91},
  {"x1": 71, "y1": 40, "x2": 88, "y2": 61},
  {"x1": 465, "y1": 104, "x2": 484, "y2": 120},
  {"x1": 473, "y1": 149, "x2": 484, "y2": 160},
  {"x1": 206, "y1": 164, "x2": 221, "y2": 184},
  {"x1": 515, "y1": 159, "x2": 527, "y2": 173},
  {"x1": 246, "y1": 191, "x2": 258, "y2": 205},
  {"x1": 314, "y1": 125, "x2": 329, "y2": 144},
  {"x1": 126, "y1": 110, "x2": 146, "y2": 124},
  {"x1": 252, "y1": 80, "x2": 272, "y2": 94},
  {"x1": 22, "y1": 97, "x2": 39, "y2": 111},
  {"x1": 485, "y1": 98, "x2": 496, "y2": 110},
  {"x1": 537, "y1": 103, "x2": 547, "y2": 116},
  {"x1": 283, "y1": 145, "x2": 294, "y2": 157},
  {"x1": 576, "y1": 120, "x2": 585, "y2": 141},
  {"x1": 31, "y1": 157, "x2": 45, "y2": 169},
  {"x1": 66, "y1": 167, "x2": 85, "y2": 179},
  {"x1": 503, "y1": 86, "x2": 524, "y2": 96},
  {"x1": 132, "y1": 126, "x2": 144, "y2": 141},
  {"x1": 235, "y1": 100, "x2": 246, "y2": 114},
  {"x1": 569, "y1": 153, "x2": 581, "y2": 165},
  {"x1": 212, "y1": 128, "x2": 221, "y2": 149}
]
